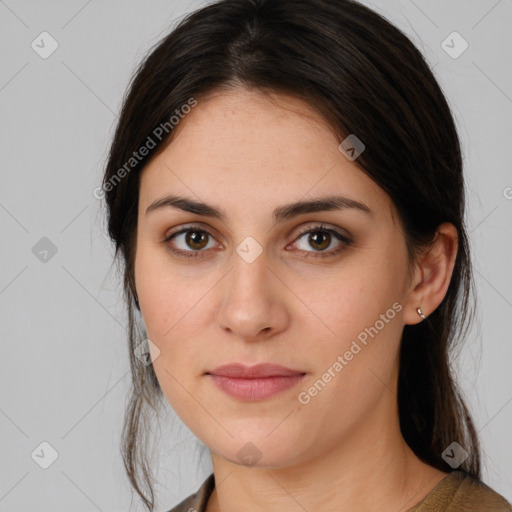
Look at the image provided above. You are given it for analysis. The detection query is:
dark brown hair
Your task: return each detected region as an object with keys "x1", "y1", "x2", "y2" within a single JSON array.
[{"x1": 101, "y1": 0, "x2": 480, "y2": 509}]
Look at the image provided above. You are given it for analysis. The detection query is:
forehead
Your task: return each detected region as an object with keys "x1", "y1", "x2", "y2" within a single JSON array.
[
  {"x1": 156, "y1": 88, "x2": 338, "y2": 177},
  {"x1": 138, "y1": 87, "x2": 394, "y2": 225}
]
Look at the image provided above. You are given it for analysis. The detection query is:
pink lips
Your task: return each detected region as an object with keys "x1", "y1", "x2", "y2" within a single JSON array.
[{"x1": 206, "y1": 363, "x2": 306, "y2": 401}]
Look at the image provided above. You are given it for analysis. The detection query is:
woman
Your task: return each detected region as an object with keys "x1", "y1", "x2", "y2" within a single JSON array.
[{"x1": 100, "y1": 0, "x2": 512, "y2": 510}]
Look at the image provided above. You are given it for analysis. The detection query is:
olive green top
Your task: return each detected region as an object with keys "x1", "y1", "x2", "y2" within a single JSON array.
[{"x1": 167, "y1": 471, "x2": 512, "y2": 511}]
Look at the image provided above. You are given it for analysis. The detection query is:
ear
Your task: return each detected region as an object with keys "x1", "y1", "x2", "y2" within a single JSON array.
[{"x1": 403, "y1": 222, "x2": 459, "y2": 325}]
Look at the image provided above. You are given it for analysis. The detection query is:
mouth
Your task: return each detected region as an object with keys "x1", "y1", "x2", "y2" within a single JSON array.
[{"x1": 206, "y1": 363, "x2": 306, "y2": 401}]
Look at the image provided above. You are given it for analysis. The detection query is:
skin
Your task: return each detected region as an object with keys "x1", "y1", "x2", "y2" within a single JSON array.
[{"x1": 134, "y1": 87, "x2": 458, "y2": 512}]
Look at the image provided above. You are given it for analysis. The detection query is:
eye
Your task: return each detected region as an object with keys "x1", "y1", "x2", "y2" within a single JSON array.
[
  {"x1": 290, "y1": 224, "x2": 352, "y2": 258},
  {"x1": 164, "y1": 223, "x2": 352, "y2": 260},
  {"x1": 164, "y1": 226, "x2": 219, "y2": 259}
]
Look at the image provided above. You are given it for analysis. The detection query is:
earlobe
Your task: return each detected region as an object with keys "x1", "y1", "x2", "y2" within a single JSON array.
[{"x1": 403, "y1": 222, "x2": 459, "y2": 325}]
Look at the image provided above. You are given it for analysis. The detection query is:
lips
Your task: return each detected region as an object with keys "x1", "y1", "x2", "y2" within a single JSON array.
[
  {"x1": 207, "y1": 363, "x2": 304, "y2": 378},
  {"x1": 206, "y1": 363, "x2": 306, "y2": 401}
]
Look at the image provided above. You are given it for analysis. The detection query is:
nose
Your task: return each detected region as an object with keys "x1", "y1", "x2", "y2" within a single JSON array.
[{"x1": 214, "y1": 245, "x2": 290, "y2": 342}]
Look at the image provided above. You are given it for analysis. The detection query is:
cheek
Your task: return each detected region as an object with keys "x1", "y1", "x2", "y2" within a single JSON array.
[
  {"x1": 295, "y1": 278, "x2": 404, "y2": 428},
  {"x1": 296, "y1": 260, "x2": 404, "y2": 342},
  {"x1": 135, "y1": 247, "x2": 194, "y2": 359},
  {"x1": 292, "y1": 254, "x2": 406, "y2": 397},
  {"x1": 137, "y1": 266, "x2": 209, "y2": 415},
  {"x1": 136, "y1": 242, "x2": 195, "y2": 326}
]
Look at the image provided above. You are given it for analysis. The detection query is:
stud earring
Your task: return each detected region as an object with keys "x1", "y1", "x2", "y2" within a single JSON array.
[{"x1": 416, "y1": 307, "x2": 426, "y2": 320}]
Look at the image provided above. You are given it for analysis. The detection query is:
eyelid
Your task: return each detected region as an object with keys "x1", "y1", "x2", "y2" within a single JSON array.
[{"x1": 292, "y1": 223, "x2": 351, "y2": 243}]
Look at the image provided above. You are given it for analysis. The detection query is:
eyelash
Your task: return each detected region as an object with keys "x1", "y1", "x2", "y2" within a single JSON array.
[{"x1": 163, "y1": 223, "x2": 353, "y2": 260}]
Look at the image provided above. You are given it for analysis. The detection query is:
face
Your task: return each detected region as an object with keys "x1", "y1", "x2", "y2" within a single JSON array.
[{"x1": 134, "y1": 87, "x2": 416, "y2": 468}]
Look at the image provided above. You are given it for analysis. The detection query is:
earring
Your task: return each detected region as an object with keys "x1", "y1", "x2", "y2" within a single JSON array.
[{"x1": 416, "y1": 307, "x2": 426, "y2": 320}]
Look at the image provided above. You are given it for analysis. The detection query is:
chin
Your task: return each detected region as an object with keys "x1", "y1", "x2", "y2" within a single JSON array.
[{"x1": 209, "y1": 435, "x2": 307, "y2": 469}]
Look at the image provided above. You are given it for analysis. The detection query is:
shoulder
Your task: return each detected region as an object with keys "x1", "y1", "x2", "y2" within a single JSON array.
[
  {"x1": 166, "y1": 474, "x2": 215, "y2": 512},
  {"x1": 165, "y1": 471, "x2": 511, "y2": 511},
  {"x1": 409, "y1": 471, "x2": 512, "y2": 512}
]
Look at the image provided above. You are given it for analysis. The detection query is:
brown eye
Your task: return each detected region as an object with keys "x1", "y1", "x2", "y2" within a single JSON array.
[
  {"x1": 292, "y1": 224, "x2": 353, "y2": 258},
  {"x1": 307, "y1": 230, "x2": 331, "y2": 251},
  {"x1": 185, "y1": 230, "x2": 209, "y2": 250},
  {"x1": 164, "y1": 227, "x2": 217, "y2": 258}
]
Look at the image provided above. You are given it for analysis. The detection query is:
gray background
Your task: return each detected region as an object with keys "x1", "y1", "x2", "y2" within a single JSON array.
[{"x1": 1, "y1": 0, "x2": 511, "y2": 510}]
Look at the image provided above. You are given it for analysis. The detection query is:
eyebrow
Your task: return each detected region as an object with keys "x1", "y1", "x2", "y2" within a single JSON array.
[{"x1": 145, "y1": 194, "x2": 373, "y2": 224}]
